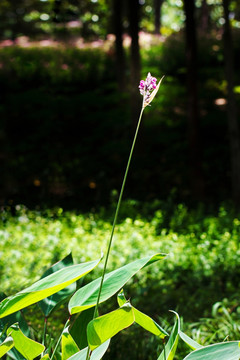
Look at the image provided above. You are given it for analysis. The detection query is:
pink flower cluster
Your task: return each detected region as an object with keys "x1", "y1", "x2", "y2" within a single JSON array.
[{"x1": 139, "y1": 73, "x2": 157, "y2": 101}]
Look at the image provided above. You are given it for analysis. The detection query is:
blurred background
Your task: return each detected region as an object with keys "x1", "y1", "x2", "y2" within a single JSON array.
[
  {"x1": 1, "y1": 1, "x2": 240, "y2": 359},
  {"x1": 0, "y1": 0, "x2": 240, "y2": 211}
]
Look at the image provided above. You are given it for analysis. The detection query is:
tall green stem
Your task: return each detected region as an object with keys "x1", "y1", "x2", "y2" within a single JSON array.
[
  {"x1": 85, "y1": 104, "x2": 145, "y2": 360},
  {"x1": 41, "y1": 316, "x2": 47, "y2": 358},
  {"x1": 93, "y1": 105, "x2": 144, "y2": 318},
  {"x1": 50, "y1": 318, "x2": 70, "y2": 360},
  {"x1": 163, "y1": 338, "x2": 166, "y2": 360}
]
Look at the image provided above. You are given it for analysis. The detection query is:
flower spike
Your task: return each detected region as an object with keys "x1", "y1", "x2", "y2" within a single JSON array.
[{"x1": 139, "y1": 73, "x2": 164, "y2": 108}]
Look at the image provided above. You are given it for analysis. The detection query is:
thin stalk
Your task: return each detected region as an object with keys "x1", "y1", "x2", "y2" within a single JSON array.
[
  {"x1": 41, "y1": 316, "x2": 48, "y2": 357},
  {"x1": 50, "y1": 318, "x2": 70, "y2": 360},
  {"x1": 42, "y1": 317, "x2": 48, "y2": 346},
  {"x1": 93, "y1": 105, "x2": 144, "y2": 318},
  {"x1": 85, "y1": 102, "x2": 145, "y2": 360},
  {"x1": 163, "y1": 339, "x2": 166, "y2": 360}
]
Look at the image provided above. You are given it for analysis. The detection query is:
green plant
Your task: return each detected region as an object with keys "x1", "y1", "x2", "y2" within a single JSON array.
[
  {"x1": 188, "y1": 299, "x2": 240, "y2": 345},
  {"x1": 4, "y1": 252, "x2": 238, "y2": 360},
  {"x1": 0, "y1": 252, "x2": 169, "y2": 359}
]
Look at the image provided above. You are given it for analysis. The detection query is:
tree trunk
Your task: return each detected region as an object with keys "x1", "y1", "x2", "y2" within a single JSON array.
[
  {"x1": 200, "y1": 0, "x2": 209, "y2": 33},
  {"x1": 223, "y1": 0, "x2": 240, "y2": 206},
  {"x1": 128, "y1": 0, "x2": 141, "y2": 126},
  {"x1": 154, "y1": 0, "x2": 164, "y2": 35},
  {"x1": 52, "y1": 0, "x2": 62, "y2": 23},
  {"x1": 183, "y1": 0, "x2": 205, "y2": 199},
  {"x1": 112, "y1": 0, "x2": 126, "y2": 89}
]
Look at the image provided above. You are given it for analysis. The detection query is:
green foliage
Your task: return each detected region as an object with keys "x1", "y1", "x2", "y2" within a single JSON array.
[
  {"x1": 188, "y1": 299, "x2": 240, "y2": 345},
  {"x1": 4, "y1": 249, "x2": 237, "y2": 360},
  {"x1": 179, "y1": 331, "x2": 203, "y2": 351},
  {"x1": 87, "y1": 291, "x2": 168, "y2": 351},
  {"x1": 0, "y1": 258, "x2": 101, "y2": 318},
  {"x1": 38, "y1": 254, "x2": 77, "y2": 317},
  {"x1": 157, "y1": 312, "x2": 180, "y2": 360},
  {"x1": 70, "y1": 308, "x2": 95, "y2": 350},
  {"x1": 69, "y1": 253, "x2": 166, "y2": 314},
  {"x1": 1, "y1": 202, "x2": 240, "y2": 322},
  {"x1": 6, "y1": 323, "x2": 44, "y2": 360},
  {"x1": 87, "y1": 303, "x2": 135, "y2": 350},
  {"x1": 0, "y1": 336, "x2": 14, "y2": 357},
  {"x1": 1, "y1": 203, "x2": 240, "y2": 359},
  {"x1": 0, "y1": 0, "x2": 111, "y2": 40},
  {"x1": 61, "y1": 327, "x2": 79, "y2": 360},
  {"x1": 0, "y1": 253, "x2": 168, "y2": 359},
  {"x1": 67, "y1": 340, "x2": 110, "y2": 360},
  {"x1": 0, "y1": 46, "x2": 110, "y2": 86},
  {"x1": 132, "y1": 306, "x2": 168, "y2": 338},
  {"x1": 183, "y1": 341, "x2": 240, "y2": 360}
]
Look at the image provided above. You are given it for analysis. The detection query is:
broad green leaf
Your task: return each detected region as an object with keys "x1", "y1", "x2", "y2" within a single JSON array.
[
  {"x1": 67, "y1": 340, "x2": 110, "y2": 360},
  {"x1": 5, "y1": 346, "x2": 25, "y2": 360},
  {"x1": 119, "y1": 287, "x2": 168, "y2": 338},
  {"x1": 0, "y1": 258, "x2": 101, "y2": 318},
  {"x1": 69, "y1": 253, "x2": 166, "y2": 314},
  {"x1": 0, "y1": 291, "x2": 30, "y2": 338},
  {"x1": 39, "y1": 254, "x2": 76, "y2": 317},
  {"x1": 117, "y1": 289, "x2": 127, "y2": 307},
  {"x1": 183, "y1": 341, "x2": 240, "y2": 360},
  {"x1": 70, "y1": 308, "x2": 95, "y2": 350},
  {"x1": 157, "y1": 311, "x2": 180, "y2": 360},
  {"x1": 0, "y1": 303, "x2": 30, "y2": 337},
  {"x1": 0, "y1": 336, "x2": 14, "y2": 357},
  {"x1": 0, "y1": 302, "x2": 30, "y2": 360},
  {"x1": 87, "y1": 303, "x2": 135, "y2": 350},
  {"x1": 7, "y1": 323, "x2": 45, "y2": 360},
  {"x1": 179, "y1": 331, "x2": 203, "y2": 350},
  {"x1": 61, "y1": 326, "x2": 79, "y2": 360},
  {"x1": 133, "y1": 307, "x2": 168, "y2": 338},
  {"x1": 0, "y1": 293, "x2": 7, "y2": 336},
  {"x1": 0, "y1": 310, "x2": 30, "y2": 360},
  {"x1": 87, "y1": 296, "x2": 168, "y2": 351}
]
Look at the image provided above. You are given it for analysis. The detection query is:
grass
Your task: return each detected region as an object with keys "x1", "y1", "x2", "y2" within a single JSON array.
[
  {"x1": 1, "y1": 201, "x2": 240, "y2": 320},
  {"x1": 2, "y1": 201, "x2": 240, "y2": 359}
]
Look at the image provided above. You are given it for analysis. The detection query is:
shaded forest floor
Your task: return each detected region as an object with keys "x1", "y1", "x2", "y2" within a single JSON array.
[{"x1": 1, "y1": 30, "x2": 240, "y2": 211}]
